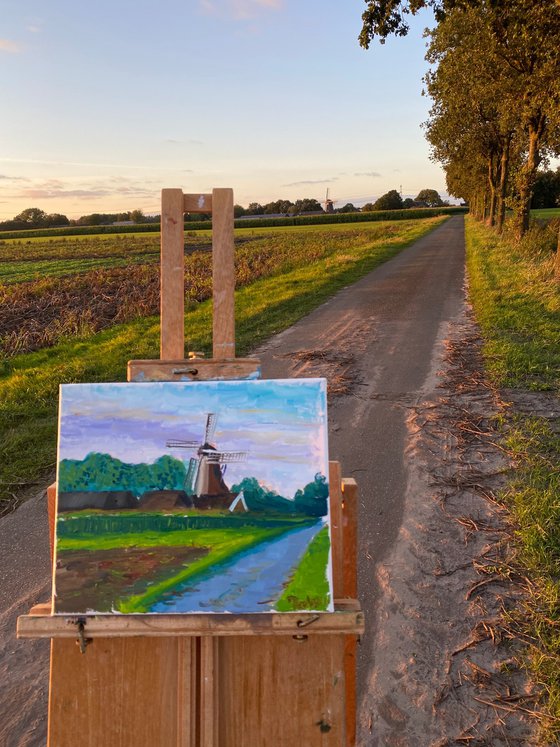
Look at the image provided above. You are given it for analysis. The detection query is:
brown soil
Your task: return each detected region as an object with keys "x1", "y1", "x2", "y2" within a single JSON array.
[{"x1": 55, "y1": 544, "x2": 208, "y2": 613}]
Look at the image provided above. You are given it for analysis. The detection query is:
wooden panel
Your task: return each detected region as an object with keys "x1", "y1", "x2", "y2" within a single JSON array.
[
  {"x1": 212, "y1": 188, "x2": 235, "y2": 359},
  {"x1": 199, "y1": 637, "x2": 219, "y2": 747},
  {"x1": 328, "y1": 461, "x2": 344, "y2": 599},
  {"x1": 48, "y1": 637, "x2": 193, "y2": 747},
  {"x1": 18, "y1": 607, "x2": 364, "y2": 639},
  {"x1": 342, "y1": 478, "x2": 359, "y2": 747},
  {"x1": 178, "y1": 638, "x2": 198, "y2": 747},
  {"x1": 184, "y1": 193, "x2": 212, "y2": 214},
  {"x1": 127, "y1": 358, "x2": 261, "y2": 383},
  {"x1": 216, "y1": 635, "x2": 346, "y2": 746},
  {"x1": 161, "y1": 188, "x2": 185, "y2": 360}
]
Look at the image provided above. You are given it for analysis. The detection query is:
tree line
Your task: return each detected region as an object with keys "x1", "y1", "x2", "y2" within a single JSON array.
[
  {"x1": 360, "y1": 0, "x2": 560, "y2": 238},
  {"x1": 0, "y1": 189, "x2": 458, "y2": 232}
]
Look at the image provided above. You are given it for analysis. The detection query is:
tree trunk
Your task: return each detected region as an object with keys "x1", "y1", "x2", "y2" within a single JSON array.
[
  {"x1": 496, "y1": 139, "x2": 510, "y2": 234},
  {"x1": 514, "y1": 117, "x2": 545, "y2": 240},
  {"x1": 487, "y1": 156, "x2": 498, "y2": 227}
]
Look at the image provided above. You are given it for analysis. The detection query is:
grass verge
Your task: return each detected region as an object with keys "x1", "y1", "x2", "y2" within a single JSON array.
[
  {"x1": 0, "y1": 217, "x2": 445, "y2": 510},
  {"x1": 275, "y1": 525, "x2": 331, "y2": 611},
  {"x1": 465, "y1": 216, "x2": 560, "y2": 740}
]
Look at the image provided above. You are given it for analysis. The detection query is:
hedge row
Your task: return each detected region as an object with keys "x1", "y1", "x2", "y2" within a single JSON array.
[{"x1": 0, "y1": 206, "x2": 468, "y2": 240}]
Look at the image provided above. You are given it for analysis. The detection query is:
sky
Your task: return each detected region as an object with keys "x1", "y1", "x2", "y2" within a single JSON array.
[
  {"x1": 0, "y1": 1, "x2": 450, "y2": 220},
  {"x1": 58, "y1": 380, "x2": 329, "y2": 498}
]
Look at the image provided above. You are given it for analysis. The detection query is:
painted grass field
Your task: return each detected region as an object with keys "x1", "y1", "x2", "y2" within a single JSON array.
[
  {"x1": 55, "y1": 510, "x2": 327, "y2": 613},
  {"x1": 0, "y1": 216, "x2": 446, "y2": 513}
]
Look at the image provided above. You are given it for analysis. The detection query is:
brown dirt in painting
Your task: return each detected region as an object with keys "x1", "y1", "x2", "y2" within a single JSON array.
[{"x1": 55, "y1": 544, "x2": 208, "y2": 613}]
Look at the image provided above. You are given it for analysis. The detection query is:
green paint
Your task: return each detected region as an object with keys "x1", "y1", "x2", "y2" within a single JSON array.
[{"x1": 275, "y1": 525, "x2": 331, "y2": 611}]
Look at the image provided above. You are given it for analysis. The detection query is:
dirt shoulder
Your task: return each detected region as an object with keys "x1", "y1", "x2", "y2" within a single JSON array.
[{"x1": 359, "y1": 307, "x2": 541, "y2": 745}]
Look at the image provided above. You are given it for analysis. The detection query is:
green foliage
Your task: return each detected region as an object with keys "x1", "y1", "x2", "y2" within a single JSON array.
[
  {"x1": 466, "y1": 218, "x2": 559, "y2": 390},
  {"x1": 231, "y1": 473, "x2": 329, "y2": 518},
  {"x1": 415, "y1": 189, "x2": 444, "y2": 207},
  {"x1": 0, "y1": 206, "x2": 466, "y2": 239},
  {"x1": 57, "y1": 511, "x2": 308, "y2": 539},
  {"x1": 293, "y1": 473, "x2": 329, "y2": 517},
  {"x1": 372, "y1": 190, "x2": 403, "y2": 211},
  {"x1": 275, "y1": 525, "x2": 331, "y2": 611},
  {"x1": 59, "y1": 453, "x2": 186, "y2": 495}
]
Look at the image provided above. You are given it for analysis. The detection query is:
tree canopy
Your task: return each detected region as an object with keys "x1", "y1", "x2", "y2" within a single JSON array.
[
  {"x1": 372, "y1": 189, "x2": 403, "y2": 211},
  {"x1": 360, "y1": 0, "x2": 560, "y2": 237}
]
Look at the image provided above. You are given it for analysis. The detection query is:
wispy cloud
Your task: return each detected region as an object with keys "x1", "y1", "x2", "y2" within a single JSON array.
[
  {"x1": 21, "y1": 189, "x2": 111, "y2": 200},
  {"x1": 0, "y1": 39, "x2": 22, "y2": 53},
  {"x1": 354, "y1": 171, "x2": 382, "y2": 178},
  {"x1": 201, "y1": 0, "x2": 282, "y2": 20},
  {"x1": 282, "y1": 178, "x2": 337, "y2": 187}
]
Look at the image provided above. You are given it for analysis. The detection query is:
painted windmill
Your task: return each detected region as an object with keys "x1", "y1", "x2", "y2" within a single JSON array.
[{"x1": 166, "y1": 413, "x2": 247, "y2": 509}]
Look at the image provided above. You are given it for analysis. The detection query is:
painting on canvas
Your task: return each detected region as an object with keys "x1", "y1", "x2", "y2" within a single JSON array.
[{"x1": 53, "y1": 379, "x2": 333, "y2": 614}]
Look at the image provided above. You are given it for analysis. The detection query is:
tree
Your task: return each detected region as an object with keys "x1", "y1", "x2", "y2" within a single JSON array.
[
  {"x1": 362, "y1": 0, "x2": 560, "y2": 238},
  {"x1": 402, "y1": 198, "x2": 415, "y2": 208},
  {"x1": 372, "y1": 190, "x2": 403, "y2": 210},
  {"x1": 233, "y1": 204, "x2": 246, "y2": 218},
  {"x1": 338, "y1": 202, "x2": 358, "y2": 213},
  {"x1": 246, "y1": 202, "x2": 264, "y2": 215},
  {"x1": 415, "y1": 189, "x2": 444, "y2": 207},
  {"x1": 14, "y1": 207, "x2": 48, "y2": 227},
  {"x1": 361, "y1": 202, "x2": 375, "y2": 212},
  {"x1": 130, "y1": 209, "x2": 145, "y2": 224}
]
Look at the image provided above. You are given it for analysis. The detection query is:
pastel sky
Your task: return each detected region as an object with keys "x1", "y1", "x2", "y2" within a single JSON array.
[
  {"x1": 1, "y1": 1, "x2": 457, "y2": 219},
  {"x1": 58, "y1": 379, "x2": 329, "y2": 497}
]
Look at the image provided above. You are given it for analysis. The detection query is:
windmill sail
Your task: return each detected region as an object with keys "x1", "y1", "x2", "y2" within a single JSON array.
[
  {"x1": 184, "y1": 457, "x2": 198, "y2": 495},
  {"x1": 204, "y1": 413, "x2": 217, "y2": 445}
]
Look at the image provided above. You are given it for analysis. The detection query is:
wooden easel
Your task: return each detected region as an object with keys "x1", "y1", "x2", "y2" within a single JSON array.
[{"x1": 18, "y1": 188, "x2": 364, "y2": 746}]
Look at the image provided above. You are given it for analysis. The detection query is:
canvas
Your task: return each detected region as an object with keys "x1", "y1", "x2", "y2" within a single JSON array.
[{"x1": 53, "y1": 379, "x2": 333, "y2": 615}]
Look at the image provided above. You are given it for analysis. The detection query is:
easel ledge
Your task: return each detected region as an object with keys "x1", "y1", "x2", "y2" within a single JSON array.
[{"x1": 18, "y1": 600, "x2": 364, "y2": 639}]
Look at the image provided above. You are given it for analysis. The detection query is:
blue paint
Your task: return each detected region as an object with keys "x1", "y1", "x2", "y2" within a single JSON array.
[{"x1": 149, "y1": 520, "x2": 324, "y2": 613}]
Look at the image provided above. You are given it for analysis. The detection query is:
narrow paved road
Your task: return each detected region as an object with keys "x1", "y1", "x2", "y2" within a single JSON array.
[
  {"x1": 256, "y1": 215, "x2": 465, "y2": 738},
  {"x1": 0, "y1": 216, "x2": 465, "y2": 746}
]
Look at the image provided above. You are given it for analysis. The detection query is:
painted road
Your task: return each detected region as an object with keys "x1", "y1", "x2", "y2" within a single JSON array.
[{"x1": 150, "y1": 520, "x2": 324, "y2": 613}]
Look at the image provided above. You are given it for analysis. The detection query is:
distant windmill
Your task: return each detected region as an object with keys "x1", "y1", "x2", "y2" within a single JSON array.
[{"x1": 166, "y1": 413, "x2": 247, "y2": 500}]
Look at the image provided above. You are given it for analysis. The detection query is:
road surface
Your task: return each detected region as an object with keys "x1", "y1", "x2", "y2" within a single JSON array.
[{"x1": 0, "y1": 215, "x2": 466, "y2": 746}]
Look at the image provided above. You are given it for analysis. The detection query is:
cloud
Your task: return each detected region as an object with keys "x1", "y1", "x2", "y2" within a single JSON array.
[
  {"x1": 0, "y1": 39, "x2": 21, "y2": 53},
  {"x1": 354, "y1": 171, "x2": 382, "y2": 178},
  {"x1": 21, "y1": 189, "x2": 111, "y2": 199},
  {"x1": 282, "y1": 178, "x2": 337, "y2": 187},
  {"x1": 200, "y1": 0, "x2": 282, "y2": 20},
  {"x1": 0, "y1": 174, "x2": 29, "y2": 181}
]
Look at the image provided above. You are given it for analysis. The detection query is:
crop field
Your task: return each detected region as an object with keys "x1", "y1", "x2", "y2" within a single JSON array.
[{"x1": 0, "y1": 216, "x2": 445, "y2": 512}]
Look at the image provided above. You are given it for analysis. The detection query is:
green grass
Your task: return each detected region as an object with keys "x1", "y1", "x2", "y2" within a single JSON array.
[
  {"x1": 0, "y1": 254, "x2": 158, "y2": 284},
  {"x1": 466, "y1": 220, "x2": 559, "y2": 390},
  {"x1": 0, "y1": 216, "x2": 445, "y2": 508},
  {"x1": 275, "y1": 525, "x2": 331, "y2": 611},
  {"x1": 465, "y1": 216, "x2": 560, "y2": 740},
  {"x1": 531, "y1": 208, "x2": 560, "y2": 220}
]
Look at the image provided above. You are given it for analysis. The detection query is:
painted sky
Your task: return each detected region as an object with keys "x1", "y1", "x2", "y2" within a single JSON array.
[
  {"x1": 58, "y1": 379, "x2": 329, "y2": 497},
  {"x1": 1, "y1": 1, "x2": 460, "y2": 219}
]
